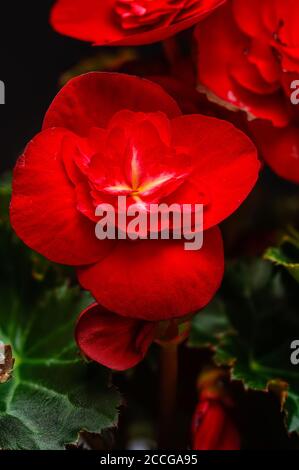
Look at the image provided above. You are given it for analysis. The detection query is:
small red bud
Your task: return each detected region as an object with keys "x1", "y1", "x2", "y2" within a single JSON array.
[
  {"x1": 192, "y1": 397, "x2": 240, "y2": 450},
  {"x1": 192, "y1": 369, "x2": 240, "y2": 450}
]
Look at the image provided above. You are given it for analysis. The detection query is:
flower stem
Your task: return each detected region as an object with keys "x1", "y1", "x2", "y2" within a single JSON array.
[{"x1": 158, "y1": 342, "x2": 179, "y2": 448}]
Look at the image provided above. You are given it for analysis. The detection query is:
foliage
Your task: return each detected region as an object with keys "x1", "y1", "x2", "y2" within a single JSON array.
[
  {"x1": 0, "y1": 179, "x2": 120, "y2": 450},
  {"x1": 190, "y1": 258, "x2": 299, "y2": 434}
]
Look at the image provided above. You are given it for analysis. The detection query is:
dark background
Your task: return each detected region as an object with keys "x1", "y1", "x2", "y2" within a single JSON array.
[{"x1": 0, "y1": 1, "x2": 90, "y2": 172}]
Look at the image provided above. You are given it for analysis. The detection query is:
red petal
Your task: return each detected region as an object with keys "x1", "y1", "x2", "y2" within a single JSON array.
[
  {"x1": 195, "y1": 5, "x2": 290, "y2": 127},
  {"x1": 195, "y1": 5, "x2": 249, "y2": 108},
  {"x1": 76, "y1": 303, "x2": 155, "y2": 370},
  {"x1": 150, "y1": 75, "x2": 203, "y2": 114},
  {"x1": 230, "y1": 58, "x2": 280, "y2": 96},
  {"x1": 43, "y1": 72, "x2": 181, "y2": 135},
  {"x1": 50, "y1": 0, "x2": 225, "y2": 46},
  {"x1": 77, "y1": 227, "x2": 224, "y2": 321},
  {"x1": 10, "y1": 128, "x2": 114, "y2": 265},
  {"x1": 232, "y1": 0, "x2": 269, "y2": 41},
  {"x1": 192, "y1": 400, "x2": 240, "y2": 450},
  {"x1": 170, "y1": 115, "x2": 260, "y2": 230},
  {"x1": 250, "y1": 120, "x2": 299, "y2": 184}
]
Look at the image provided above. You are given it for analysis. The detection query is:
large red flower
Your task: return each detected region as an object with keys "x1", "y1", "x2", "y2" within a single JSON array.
[
  {"x1": 10, "y1": 72, "x2": 259, "y2": 322},
  {"x1": 195, "y1": 0, "x2": 299, "y2": 183},
  {"x1": 50, "y1": 0, "x2": 225, "y2": 45}
]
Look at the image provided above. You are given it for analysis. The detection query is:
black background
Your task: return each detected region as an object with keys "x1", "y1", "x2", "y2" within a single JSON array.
[{"x1": 0, "y1": 1, "x2": 90, "y2": 171}]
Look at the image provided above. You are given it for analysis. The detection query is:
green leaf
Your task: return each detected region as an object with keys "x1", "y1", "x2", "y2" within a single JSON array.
[
  {"x1": 264, "y1": 229, "x2": 299, "y2": 283},
  {"x1": 189, "y1": 258, "x2": 299, "y2": 433},
  {"x1": 189, "y1": 298, "x2": 235, "y2": 349},
  {"x1": 0, "y1": 181, "x2": 120, "y2": 449},
  {"x1": 0, "y1": 172, "x2": 12, "y2": 224}
]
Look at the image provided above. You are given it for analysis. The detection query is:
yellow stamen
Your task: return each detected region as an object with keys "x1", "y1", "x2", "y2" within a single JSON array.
[{"x1": 138, "y1": 174, "x2": 175, "y2": 194}]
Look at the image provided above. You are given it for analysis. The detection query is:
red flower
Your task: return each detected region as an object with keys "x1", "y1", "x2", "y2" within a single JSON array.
[
  {"x1": 10, "y1": 72, "x2": 259, "y2": 322},
  {"x1": 75, "y1": 303, "x2": 156, "y2": 370},
  {"x1": 50, "y1": 0, "x2": 225, "y2": 45},
  {"x1": 192, "y1": 369, "x2": 240, "y2": 450},
  {"x1": 192, "y1": 396, "x2": 240, "y2": 450},
  {"x1": 195, "y1": 0, "x2": 299, "y2": 183},
  {"x1": 75, "y1": 302, "x2": 189, "y2": 370}
]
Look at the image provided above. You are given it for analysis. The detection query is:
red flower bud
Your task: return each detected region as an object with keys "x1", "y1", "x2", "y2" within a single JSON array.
[
  {"x1": 192, "y1": 397, "x2": 240, "y2": 450},
  {"x1": 192, "y1": 369, "x2": 240, "y2": 450}
]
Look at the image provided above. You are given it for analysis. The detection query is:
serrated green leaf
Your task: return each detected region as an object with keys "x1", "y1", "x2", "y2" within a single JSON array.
[
  {"x1": 264, "y1": 231, "x2": 299, "y2": 283},
  {"x1": 287, "y1": 392, "x2": 299, "y2": 433},
  {"x1": 190, "y1": 258, "x2": 299, "y2": 433},
  {"x1": 0, "y1": 182, "x2": 120, "y2": 450}
]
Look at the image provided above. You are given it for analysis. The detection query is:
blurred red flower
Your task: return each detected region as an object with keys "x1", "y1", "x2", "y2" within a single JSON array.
[
  {"x1": 50, "y1": 0, "x2": 225, "y2": 45},
  {"x1": 192, "y1": 395, "x2": 240, "y2": 450},
  {"x1": 10, "y1": 72, "x2": 259, "y2": 322},
  {"x1": 192, "y1": 369, "x2": 240, "y2": 450},
  {"x1": 195, "y1": 0, "x2": 299, "y2": 183}
]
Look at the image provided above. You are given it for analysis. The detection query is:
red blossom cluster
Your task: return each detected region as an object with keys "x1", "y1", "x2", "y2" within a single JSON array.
[
  {"x1": 196, "y1": 0, "x2": 299, "y2": 183},
  {"x1": 11, "y1": 0, "x2": 299, "y2": 450},
  {"x1": 10, "y1": 72, "x2": 259, "y2": 369},
  {"x1": 11, "y1": 0, "x2": 297, "y2": 388}
]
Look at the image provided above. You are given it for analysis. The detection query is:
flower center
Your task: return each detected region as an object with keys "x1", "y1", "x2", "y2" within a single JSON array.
[{"x1": 102, "y1": 145, "x2": 185, "y2": 206}]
